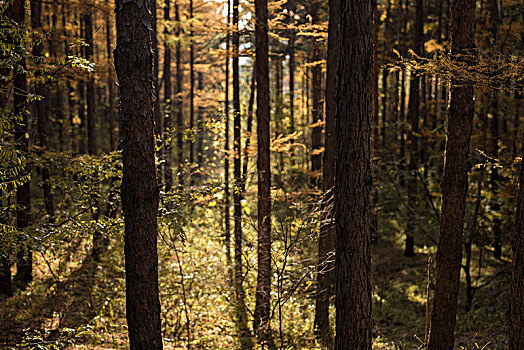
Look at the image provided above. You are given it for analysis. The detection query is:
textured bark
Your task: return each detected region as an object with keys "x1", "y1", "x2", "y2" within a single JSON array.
[
  {"x1": 334, "y1": 0, "x2": 373, "y2": 349},
  {"x1": 510, "y1": 157, "x2": 524, "y2": 349},
  {"x1": 428, "y1": 0, "x2": 476, "y2": 348},
  {"x1": 314, "y1": 0, "x2": 338, "y2": 346},
  {"x1": 253, "y1": 0, "x2": 272, "y2": 345},
  {"x1": 114, "y1": 1, "x2": 163, "y2": 348},
  {"x1": 310, "y1": 0, "x2": 322, "y2": 185},
  {"x1": 164, "y1": 0, "x2": 174, "y2": 193}
]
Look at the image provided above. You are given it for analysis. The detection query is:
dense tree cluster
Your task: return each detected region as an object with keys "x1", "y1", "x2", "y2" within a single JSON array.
[{"x1": 0, "y1": 0, "x2": 522, "y2": 349}]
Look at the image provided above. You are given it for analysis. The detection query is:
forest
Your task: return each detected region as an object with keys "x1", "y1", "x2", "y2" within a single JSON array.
[{"x1": 0, "y1": 0, "x2": 523, "y2": 349}]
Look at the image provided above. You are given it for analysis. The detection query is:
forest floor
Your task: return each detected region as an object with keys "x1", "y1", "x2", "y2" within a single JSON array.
[{"x1": 0, "y1": 217, "x2": 511, "y2": 349}]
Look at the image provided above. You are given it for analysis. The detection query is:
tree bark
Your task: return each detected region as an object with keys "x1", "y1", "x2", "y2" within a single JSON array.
[
  {"x1": 334, "y1": 0, "x2": 373, "y2": 349},
  {"x1": 254, "y1": 0, "x2": 272, "y2": 345},
  {"x1": 114, "y1": 1, "x2": 163, "y2": 348},
  {"x1": 428, "y1": 0, "x2": 476, "y2": 348}
]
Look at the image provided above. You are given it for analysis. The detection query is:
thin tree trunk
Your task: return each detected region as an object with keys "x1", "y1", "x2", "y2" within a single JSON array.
[
  {"x1": 164, "y1": 0, "x2": 174, "y2": 193},
  {"x1": 510, "y1": 147, "x2": 524, "y2": 349},
  {"x1": 254, "y1": 0, "x2": 272, "y2": 345},
  {"x1": 11, "y1": 0, "x2": 31, "y2": 286},
  {"x1": 175, "y1": 0, "x2": 184, "y2": 186},
  {"x1": 428, "y1": 0, "x2": 476, "y2": 348},
  {"x1": 310, "y1": 0, "x2": 322, "y2": 186},
  {"x1": 405, "y1": 0, "x2": 424, "y2": 257},
  {"x1": 334, "y1": 0, "x2": 373, "y2": 349},
  {"x1": 189, "y1": 0, "x2": 195, "y2": 169},
  {"x1": 114, "y1": 0, "x2": 163, "y2": 348},
  {"x1": 314, "y1": 0, "x2": 339, "y2": 346},
  {"x1": 224, "y1": 0, "x2": 231, "y2": 266},
  {"x1": 232, "y1": 0, "x2": 252, "y2": 347}
]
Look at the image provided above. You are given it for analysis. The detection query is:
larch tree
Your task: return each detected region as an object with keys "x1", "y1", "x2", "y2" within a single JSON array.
[
  {"x1": 334, "y1": 0, "x2": 373, "y2": 348},
  {"x1": 114, "y1": 0, "x2": 163, "y2": 348},
  {"x1": 428, "y1": 0, "x2": 476, "y2": 348},
  {"x1": 253, "y1": 0, "x2": 272, "y2": 345},
  {"x1": 232, "y1": 0, "x2": 251, "y2": 346},
  {"x1": 510, "y1": 157, "x2": 524, "y2": 348},
  {"x1": 405, "y1": 0, "x2": 424, "y2": 257}
]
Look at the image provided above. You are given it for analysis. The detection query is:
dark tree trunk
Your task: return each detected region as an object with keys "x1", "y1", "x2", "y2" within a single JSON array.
[
  {"x1": 334, "y1": 0, "x2": 373, "y2": 349},
  {"x1": 106, "y1": 0, "x2": 116, "y2": 152},
  {"x1": 511, "y1": 153, "x2": 524, "y2": 348},
  {"x1": 224, "y1": 0, "x2": 231, "y2": 266},
  {"x1": 12, "y1": 0, "x2": 31, "y2": 286},
  {"x1": 253, "y1": 0, "x2": 272, "y2": 345},
  {"x1": 164, "y1": 0, "x2": 174, "y2": 193},
  {"x1": 14, "y1": 0, "x2": 36, "y2": 285},
  {"x1": 405, "y1": 0, "x2": 424, "y2": 257},
  {"x1": 314, "y1": 0, "x2": 339, "y2": 346},
  {"x1": 232, "y1": 0, "x2": 251, "y2": 347},
  {"x1": 189, "y1": 0, "x2": 195, "y2": 169},
  {"x1": 175, "y1": 0, "x2": 184, "y2": 186},
  {"x1": 114, "y1": 0, "x2": 163, "y2": 349},
  {"x1": 84, "y1": 12, "x2": 104, "y2": 262},
  {"x1": 310, "y1": 0, "x2": 322, "y2": 186},
  {"x1": 30, "y1": 0, "x2": 54, "y2": 225},
  {"x1": 288, "y1": 0, "x2": 295, "y2": 136},
  {"x1": 428, "y1": 0, "x2": 476, "y2": 348}
]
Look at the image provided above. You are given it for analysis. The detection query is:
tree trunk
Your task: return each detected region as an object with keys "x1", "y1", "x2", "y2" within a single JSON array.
[
  {"x1": 189, "y1": 0, "x2": 195, "y2": 169},
  {"x1": 224, "y1": 0, "x2": 231, "y2": 266},
  {"x1": 288, "y1": 0, "x2": 295, "y2": 137},
  {"x1": 84, "y1": 12, "x2": 104, "y2": 262},
  {"x1": 114, "y1": 0, "x2": 163, "y2": 348},
  {"x1": 14, "y1": 0, "x2": 36, "y2": 285},
  {"x1": 164, "y1": 0, "x2": 174, "y2": 193},
  {"x1": 314, "y1": 0, "x2": 339, "y2": 346},
  {"x1": 428, "y1": 0, "x2": 476, "y2": 348},
  {"x1": 334, "y1": 0, "x2": 373, "y2": 349},
  {"x1": 175, "y1": 0, "x2": 184, "y2": 186},
  {"x1": 310, "y1": 0, "x2": 322, "y2": 186},
  {"x1": 232, "y1": 0, "x2": 252, "y2": 347},
  {"x1": 254, "y1": 0, "x2": 272, "y2": 345},
  {"x1": 13, "y1": 0, "x2": 32, "y2": 286},
  {"x1": 405, "y1": 0, "x2": 424, "y2": 257},
  {"x1": 510, "y1": 153, "x2": 524, "y2": 349}
]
